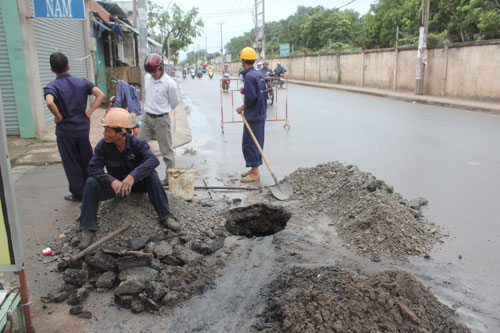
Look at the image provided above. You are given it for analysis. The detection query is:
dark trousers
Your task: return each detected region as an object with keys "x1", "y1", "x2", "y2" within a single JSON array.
[
  {"x1": 57, "y1": 134, "x2": 93, "y2": 199},
  {"x1": 79, "y1": 171, "x2": 171, "y2": 231},
  {"x1": 242, "y1": 120, "x2": 265, "y2": 167}
]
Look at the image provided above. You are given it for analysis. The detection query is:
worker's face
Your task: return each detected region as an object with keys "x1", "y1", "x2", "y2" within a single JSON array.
[
  {"x1": 103, "y1": 127, "x2": 122, "y2": 144},
  {"x1": 263, "y1": 64, "x2": 268, "y2": 69},
  {"x1": 151, "y1": 68, "x2": 163, "y2": 80}
]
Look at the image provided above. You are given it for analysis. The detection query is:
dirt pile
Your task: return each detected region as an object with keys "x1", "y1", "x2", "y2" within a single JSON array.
[
  {"x1": 257, "y1": 267, "x2": 470, "y2": 332},
  {"x1": 284, "y1": 162, "x2": 439, "y2": 257},
  {"x1": 44, "y1": 193, "x2": 228, "y2": 316}
]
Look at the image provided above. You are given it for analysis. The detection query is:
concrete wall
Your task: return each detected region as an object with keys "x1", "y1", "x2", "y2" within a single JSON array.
[{"x1": 222, "y1": 40, "x2": 500, "y2": 101}]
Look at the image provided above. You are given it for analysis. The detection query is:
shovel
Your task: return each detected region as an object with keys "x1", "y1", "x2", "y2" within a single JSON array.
[{"x1": 240, "y1": 113, "x2": 293, "y2": 200}]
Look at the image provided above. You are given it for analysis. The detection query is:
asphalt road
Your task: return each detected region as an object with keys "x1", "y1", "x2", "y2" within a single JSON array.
[{"x1": 177, "y1": 73, "x2": 500, "y2": 328}]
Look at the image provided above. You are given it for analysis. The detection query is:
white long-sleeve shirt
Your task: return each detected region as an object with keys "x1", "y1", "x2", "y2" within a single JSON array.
[{"x1": 144, "y1": 72, "x2": 179, "y2": 115}]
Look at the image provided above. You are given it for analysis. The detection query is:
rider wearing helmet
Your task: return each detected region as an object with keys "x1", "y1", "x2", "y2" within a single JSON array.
[
  {"x1": 256, "y1": 61, "x2": 263, "y2": 71},
  {"x1": 274, "y1": 61, "x2": 287, "y2": 76},
  {"x1": 236, "y1": 47, "x2": 267, "y2": 183},
  {"x1": 222, "y1": 63, "x2": 231, "y2": 90},
  {"x1": 139, "y1": 53, "x2": 179, "y2": 186},
  {"x1": 78, "y1": 107, "x2": 178, "y2": 249}
]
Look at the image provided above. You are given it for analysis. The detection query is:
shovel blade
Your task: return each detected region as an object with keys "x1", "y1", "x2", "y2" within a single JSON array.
[{"x1": 269, "y1": 180, "x2": 293, "y2": 201}]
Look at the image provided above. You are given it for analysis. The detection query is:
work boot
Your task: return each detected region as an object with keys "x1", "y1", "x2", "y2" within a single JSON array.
[
  {"x1": 79, "y1": 230, "x2": 95, "y2": 250},
  {"x1": 159, "y1": 217, "x2": 181, "y2": 231}
]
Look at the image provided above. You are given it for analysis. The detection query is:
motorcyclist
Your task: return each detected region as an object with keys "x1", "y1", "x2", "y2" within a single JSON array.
[
  {"x1": 259, "y1": 61, "x2": 273, "y2": 78},
  {"x1": 222, "y1": 63, "x2": 231, "y2": 90},
  {"x1": 274, "y1": 61, "x2": 287, "y2": 77},
  {"x1": 256, "y1": 61, "x2": 263, "y2": 71},
  {"x1": 259, "y1": 61, "x2": 274, "y2": 101}
]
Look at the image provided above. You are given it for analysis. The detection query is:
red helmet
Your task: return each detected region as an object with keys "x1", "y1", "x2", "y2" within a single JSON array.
[{"x1": 144, "y1": 53, "x2": 164, "y2": 73}]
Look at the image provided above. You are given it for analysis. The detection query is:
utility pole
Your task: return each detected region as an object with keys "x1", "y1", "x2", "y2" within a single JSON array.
[
  {"x1": 254, "y1": 0, "x2": 265, "y2": 59},
  {"x1": 219, "y1": 22, "x2": 224, "y2": 56},
  {"x1": 415, "y1": 0, "x2": 430, "y2": 95},
  {"x1": 137, "y1": 0, "x2": 147, "y2": 103}
]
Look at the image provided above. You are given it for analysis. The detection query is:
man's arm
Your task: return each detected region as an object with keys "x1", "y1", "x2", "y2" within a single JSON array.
[
  {"x1": 167, "y1": 82, "x2": 179, "y2": 109},
  {"x1": 128, "y1": 139, "x2": 160, "y2": 182},
  {"x1": 86, "y1": 86, "x2": 105, "y2": 120},
  {"x1": 45, "y1": 94, "x2": 63, "y2": 123},
  {"x1": 88, "y1": 143, "x2": 118, "y2": 187}
]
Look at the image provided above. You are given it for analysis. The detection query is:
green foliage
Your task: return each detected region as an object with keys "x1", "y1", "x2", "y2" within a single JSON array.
[
  {"x1": 224, "y1": 1, "x2": 500, "y2": 56},
  {"x1": 147, "y1": 1, "x2": 203, "y2": 63}
]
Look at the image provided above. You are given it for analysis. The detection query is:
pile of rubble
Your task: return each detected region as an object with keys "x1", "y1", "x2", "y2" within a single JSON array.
[
  {"x1": 284, "y1": 162, "x2": 440, "y2": 257},
  {"x1": 43, "y1": 193, "x2": 227, "y2": 315},
  {"x1": 257, "y1": 267, "x2": 470, "y2": 332}
]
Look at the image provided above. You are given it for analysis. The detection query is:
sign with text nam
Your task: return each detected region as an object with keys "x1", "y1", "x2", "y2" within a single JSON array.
[{"x1": 34, "y1": 0, "x2": 85, "y2": 19}]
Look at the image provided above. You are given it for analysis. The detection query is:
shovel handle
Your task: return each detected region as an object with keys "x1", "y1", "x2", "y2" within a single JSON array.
[{"x1": 240, "y1": 113, "x2": 277, "y2": 182}]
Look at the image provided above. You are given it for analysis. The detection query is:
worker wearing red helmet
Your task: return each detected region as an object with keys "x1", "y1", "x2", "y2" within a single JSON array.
[{"x1": 139, "y1": 53, "x2": 179, "y2": 186}]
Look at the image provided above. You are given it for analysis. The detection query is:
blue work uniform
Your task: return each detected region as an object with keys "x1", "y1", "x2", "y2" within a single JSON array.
[
  {"x1": 44, "y1": 74, "x2": 95, "y2": 200},
  {"x1": 241, "y1": 67, "x2": 267, "y2": 167},
  {"x1": 79, "y1": 134, "x2": 172, "y2": 231}
]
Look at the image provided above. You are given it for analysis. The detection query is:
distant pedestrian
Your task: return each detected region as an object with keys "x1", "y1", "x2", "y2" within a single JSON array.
[
  {"x1": 139, "y1": 53, "x2": 179, "y2": 186},
  {"x1": 236, "y1": 47, "x2": 267, "y2": 182},
  {"x1": 44, "y1": 52, "x2": 104, "y2": 202}
]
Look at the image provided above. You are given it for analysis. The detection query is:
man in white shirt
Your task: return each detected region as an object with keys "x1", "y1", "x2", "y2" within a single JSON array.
[{"x1": 140, "y1": 53, "x2": 179, "y2": 185}]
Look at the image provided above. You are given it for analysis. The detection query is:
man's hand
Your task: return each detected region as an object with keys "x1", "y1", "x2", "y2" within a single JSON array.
[
  {"x1": 118, "y1": 175, "x2": 135, "y2": 197},
  {"x1": 239, "y1": 87, "x2": 244, "y2": 95},
  {"x1": 111, "y1": 180, "x2": 122, "y2": 197},
  {"x1": 236, "y1": 106, "x2": 244, "y2": 115},
  {"x1": 86, "y1": 109, "x2": 92, "y2": 124},
  {"x1": 54, "y1": 114, "x2": 63, "y2": 123}
]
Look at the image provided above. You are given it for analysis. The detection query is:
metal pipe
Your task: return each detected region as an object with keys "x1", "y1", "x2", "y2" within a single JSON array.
[{"x1": 18, "y1": 269, "x2": 33, "y2": 333}]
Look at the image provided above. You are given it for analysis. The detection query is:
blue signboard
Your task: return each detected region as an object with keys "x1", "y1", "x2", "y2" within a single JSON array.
[{"x1": 33, "y1": 0, "x2": 85, "y2": 19}]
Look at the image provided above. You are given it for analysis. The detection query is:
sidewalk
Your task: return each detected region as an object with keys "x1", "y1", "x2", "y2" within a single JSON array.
[
  {"x1": 7, "y1": 83, "x2": 499, "y2": 167},
  {"x1": 289, "y1": 79, "x2": 500, "y2": 115}
]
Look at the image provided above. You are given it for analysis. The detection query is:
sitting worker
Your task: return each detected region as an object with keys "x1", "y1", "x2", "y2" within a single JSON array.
[{"x1": 78, "y1": 108, "x2": 179, "y2": 249}]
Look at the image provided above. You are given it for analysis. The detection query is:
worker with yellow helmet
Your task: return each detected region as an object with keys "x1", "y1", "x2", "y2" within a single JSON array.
[
  {"x1": 77, "y1": 108, "x2": 178, "y2": 249},
  {"x1": 236, "y1": 47, "x2": 267, "y2": 182}
]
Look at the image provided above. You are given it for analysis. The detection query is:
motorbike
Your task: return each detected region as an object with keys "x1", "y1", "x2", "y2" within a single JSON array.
[
  {"x1": 191, "y1": 70, "x2": 195, "y2": 79},
  {"x1": 208, "y1": 68, "x2": 214, "y2": 79},
  {"x1": 222, "y1": 73, "x2": 230, "y2": 91},
  {"x1": 196, "y1": 70, "x2": 203, "y2": 79},
  {"x1": 182, "y1": 68, "x2": 187, "y2": 78},
  {"x1": 266, "y1": 80, "x2": 274, "y2": 105},
  {"x1": 274, "y1": 74, "x2": 286, "y2": 88}
]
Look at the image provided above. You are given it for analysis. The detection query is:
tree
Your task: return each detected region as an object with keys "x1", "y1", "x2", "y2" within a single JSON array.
[
  {"x1": 147, "y1": 1, "x2": 203, "y2": 63},
  {"x1": 225, "y1": 32, "x2": 253, "y2": 59}
]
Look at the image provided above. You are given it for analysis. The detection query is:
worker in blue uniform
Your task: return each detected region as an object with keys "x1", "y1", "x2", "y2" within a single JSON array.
[
  {"x1": 236, "y1": 47, "x2": 267, "y2": 183},
  {"x1": 44, "y1": 52, "x2": 105, "y2": 202},
  {"x1": 78, "y1": 108, "x2": 179, "y2": 249}
]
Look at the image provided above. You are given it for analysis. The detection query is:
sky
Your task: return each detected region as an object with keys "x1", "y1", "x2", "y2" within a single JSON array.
[{"x1": 152, "y1": 0, "x2": 377, "y2": 60}]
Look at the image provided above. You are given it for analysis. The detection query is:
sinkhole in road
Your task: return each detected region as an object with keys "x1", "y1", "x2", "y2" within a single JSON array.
[{"x1": 225, "y1": 204, "x2": 291, "y2": 238}]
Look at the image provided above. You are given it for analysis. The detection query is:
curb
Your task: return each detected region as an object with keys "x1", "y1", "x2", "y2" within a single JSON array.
[{"x1": 288, "y1": 80, "x2": 500, "y2": 116}]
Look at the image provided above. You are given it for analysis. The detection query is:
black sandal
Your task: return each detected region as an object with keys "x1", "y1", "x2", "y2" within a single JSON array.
[{"x1": 64, "y1": 194, "x2": 82, "y2": 202}]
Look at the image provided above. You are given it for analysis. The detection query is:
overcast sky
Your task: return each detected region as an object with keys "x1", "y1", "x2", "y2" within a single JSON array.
[{"x1": 152, "y1": 0, "x2": 377, "y2": 60}]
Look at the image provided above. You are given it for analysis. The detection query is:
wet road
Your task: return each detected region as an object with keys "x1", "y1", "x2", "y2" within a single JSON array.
[{"x1": 176, "y1": 73, "x2": 500, "y2": 328}]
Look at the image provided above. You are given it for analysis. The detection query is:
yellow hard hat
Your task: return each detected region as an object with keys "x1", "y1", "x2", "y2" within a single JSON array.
[
  {"x1": 240, "y1": 46, "x2": 257, "y2": 60},
  {"x1": 100, "y1": 108, "x2": 133, "y2": 129}
]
